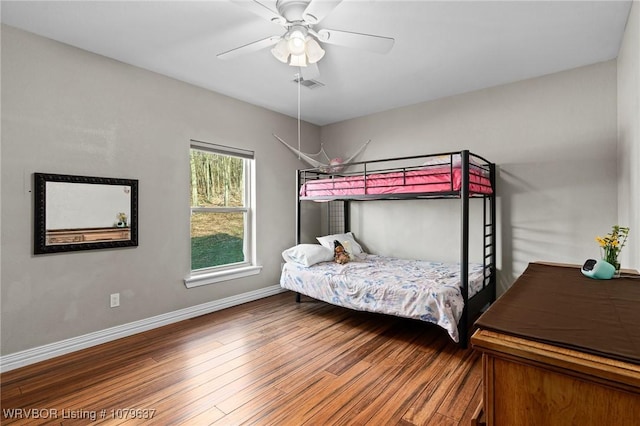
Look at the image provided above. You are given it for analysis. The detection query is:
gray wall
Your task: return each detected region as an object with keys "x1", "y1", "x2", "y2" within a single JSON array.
[
  {"x1": 320, "y1": 61, "x2": 619, "y2": 294},
  {"x1": 618, "y1": 1, "x2": 640, "y2": 270},
  {"x1": 2, "y1": 15, "x2": 637, "y2": 360},
  {"x1": 1, "y1": 25, "x2": 321, "y2": 356}
]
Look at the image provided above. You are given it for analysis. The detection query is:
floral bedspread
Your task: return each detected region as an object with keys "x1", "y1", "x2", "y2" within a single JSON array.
[{"x1": 279, "y1": 255, "x2": 486, "y2": 342}]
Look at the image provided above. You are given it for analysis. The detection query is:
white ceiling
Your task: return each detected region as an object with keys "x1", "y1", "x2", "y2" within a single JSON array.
[{"x1": 0, "y1": 0, "x2": 632, "y2": 126}]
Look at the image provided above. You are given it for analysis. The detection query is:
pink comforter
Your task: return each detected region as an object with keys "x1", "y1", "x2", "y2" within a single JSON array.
[{"x1": 300, "y1": 167, "x2": 492, "y2": 198}]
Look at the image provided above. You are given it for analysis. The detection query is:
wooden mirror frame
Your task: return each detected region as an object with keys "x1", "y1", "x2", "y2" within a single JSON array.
[{"x1": 34, "y1": 173, "x2": 139, "y2": 254}]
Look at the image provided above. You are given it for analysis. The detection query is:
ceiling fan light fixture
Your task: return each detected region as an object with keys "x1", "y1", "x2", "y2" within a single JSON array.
[
  {"x1": 271, "y1": 38, "x2": 290, "y2": 63},
  {"x1": 222, "y1": 0, "x2": 396, "y2": 75},
  {"x1": 289, "y1": 53, "x2": 307, "y2": 67},
  {"x1": 287, "y1": 29, "x2": 307, "y2": 56},
  {"x1": 305, "y1": 37, "x2": 325, "y2": 64}
]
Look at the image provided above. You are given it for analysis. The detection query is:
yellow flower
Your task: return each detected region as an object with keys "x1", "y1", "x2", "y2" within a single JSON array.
[{"x1": 595, "y1": 225, "x2": 630, "y2": 266}]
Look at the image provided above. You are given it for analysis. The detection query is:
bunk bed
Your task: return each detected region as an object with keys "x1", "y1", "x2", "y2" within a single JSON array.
[{"x1": 279, "y1": 150, "x2": 497, "y2": 347}]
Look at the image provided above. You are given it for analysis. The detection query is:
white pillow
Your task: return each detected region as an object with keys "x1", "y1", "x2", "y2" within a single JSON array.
[
  {"x1": 316, "y1": 232, "x2": 364, "y2": 255},
  {"x1": 282, "y1": 244, "x2": 334, "y2": 267},
  {"x1": 421, "y1": 154, "x2": 452, "y2": 166},
  {"x1": 421, "y1": 154, "x2": 482, "y2": 167}
]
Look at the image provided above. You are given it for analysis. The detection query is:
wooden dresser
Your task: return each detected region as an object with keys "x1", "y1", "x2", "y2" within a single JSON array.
[{"x1": 471, "y1": 262, "x2": 640, "y2": 426}]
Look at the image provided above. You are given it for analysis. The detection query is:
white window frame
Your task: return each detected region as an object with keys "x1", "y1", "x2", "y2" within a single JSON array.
[{"x1": 184, "y1": 140, "x2": 261, "y2": 288}]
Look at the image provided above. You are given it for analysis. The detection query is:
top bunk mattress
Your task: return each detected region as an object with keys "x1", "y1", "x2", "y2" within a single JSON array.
[
  {"x1": 300, "y1": 166, "x2": 492, "y2": 199},
  {"x1": 298, "y1": 150, "x2": 494, "y2": 201}
]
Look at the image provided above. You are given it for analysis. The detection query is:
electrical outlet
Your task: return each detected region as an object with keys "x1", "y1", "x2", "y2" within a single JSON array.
[{"x1": 110, "y1": 293, "x2": 120, "y2": 308}]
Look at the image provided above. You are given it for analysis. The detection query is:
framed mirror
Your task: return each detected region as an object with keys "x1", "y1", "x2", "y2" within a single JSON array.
[{"x1": 34, "y1": 173, "x2": 138, "y2": 254}]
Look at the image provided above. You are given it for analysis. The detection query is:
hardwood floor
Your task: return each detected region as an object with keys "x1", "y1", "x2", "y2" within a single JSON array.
[{"x1": 1, "y1": 292, "x2": 482, "y2": 425}]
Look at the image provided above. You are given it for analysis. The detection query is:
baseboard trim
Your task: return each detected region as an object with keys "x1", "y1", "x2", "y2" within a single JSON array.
[{"x1": 0, "y1": 284, "x2": 286, "y2": 373}]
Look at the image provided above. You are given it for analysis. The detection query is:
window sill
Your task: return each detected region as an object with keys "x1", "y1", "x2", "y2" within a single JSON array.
[{"x1": 184, "y1": 265, "x2": 262, "y2": 288}]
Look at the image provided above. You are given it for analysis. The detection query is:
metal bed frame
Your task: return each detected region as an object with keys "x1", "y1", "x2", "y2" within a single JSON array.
[{"x1": 293, "y1": 150, "x2": 496, "y2": 348}]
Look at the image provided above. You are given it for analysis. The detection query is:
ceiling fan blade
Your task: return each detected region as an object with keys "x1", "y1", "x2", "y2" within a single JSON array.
[
  {"x1": 315, "y1": 28, "x2": 394, "y2": 54},
  {"x1": 300, "y1": 62, "x2": 320, "y2": 81},
  {"x1": 217, "y1": 36, "x2": 281, "y2": 60},
  {"x1": 302, "y1": 0, "x2": 343, "y2": 24},
  {"x1": 229, "y1": 0, "x2": 286, "y2": 25}
]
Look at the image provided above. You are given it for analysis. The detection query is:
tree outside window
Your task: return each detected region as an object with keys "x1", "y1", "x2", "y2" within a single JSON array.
[{"x1": 190, "y1": 144, "x2": 252, "y2": 271}]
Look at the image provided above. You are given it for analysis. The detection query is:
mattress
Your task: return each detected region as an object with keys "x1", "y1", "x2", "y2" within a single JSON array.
[
  {"x1": 280, "y1": 254, "x2": 487, "y2": 342},
  {"x1": 299, "y1": 166, "x2": 492, "y2": 199}
]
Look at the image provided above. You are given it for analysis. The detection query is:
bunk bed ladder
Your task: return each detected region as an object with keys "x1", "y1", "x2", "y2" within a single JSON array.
[
  {"x1": 490, "y1": 162, "x2": 497, "y2": 302},
  {"x1": 479, "y1": 163, "x2": 497, "y2": 306},
  {"x1": 458, "y1": 151, "x2": 497, "y2": 348}
]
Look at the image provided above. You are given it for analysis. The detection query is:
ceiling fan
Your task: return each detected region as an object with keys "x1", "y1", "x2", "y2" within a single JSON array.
[{"x1": 218, "y1": 0, "x2": 395, "y2": 78}]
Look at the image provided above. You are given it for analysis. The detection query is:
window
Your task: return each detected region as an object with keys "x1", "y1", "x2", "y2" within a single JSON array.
[{"x1": 185, "y1": 140, "x2": 260, "y2": 288}]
